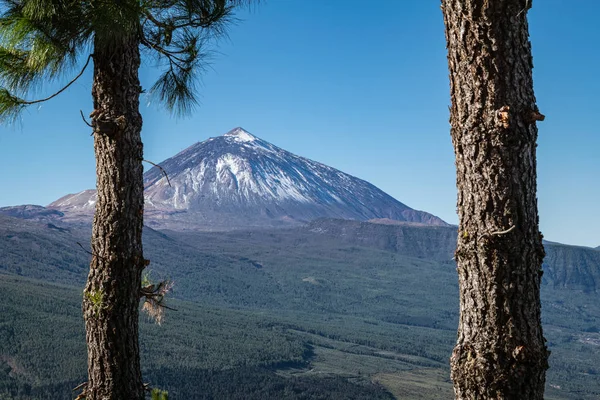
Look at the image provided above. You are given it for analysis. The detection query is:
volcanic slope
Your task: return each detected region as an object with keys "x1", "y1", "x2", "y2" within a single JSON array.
[{"x1": 49, "y1": 127, "x2": 447, "y2": 230}]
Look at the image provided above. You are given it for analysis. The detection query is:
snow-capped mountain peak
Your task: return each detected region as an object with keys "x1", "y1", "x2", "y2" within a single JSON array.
[
  {"x1": 49, "y1": 128, "x2": 447, "y2": 230},
  {"x1": 223, "y1": 127, "x2": 258, "y2": 143}
]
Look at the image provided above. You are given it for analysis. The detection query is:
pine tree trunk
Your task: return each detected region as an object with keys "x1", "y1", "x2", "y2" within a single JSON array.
[
  {"x1": 441, "y1": 0, "x2": 549, "y2": 398},
  {"x1": 83, "y1": 34, "x2": 145, "y2": 399}
]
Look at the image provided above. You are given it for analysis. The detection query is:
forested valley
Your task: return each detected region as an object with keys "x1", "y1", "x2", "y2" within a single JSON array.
[{"x1": 1, "y1": 216, "x2": 599, "y2": 399}]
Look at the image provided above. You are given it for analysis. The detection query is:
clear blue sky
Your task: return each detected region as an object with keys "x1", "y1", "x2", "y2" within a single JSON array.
[{"x1": 0, "y1": 1, "x2": 598, "y2": 247}]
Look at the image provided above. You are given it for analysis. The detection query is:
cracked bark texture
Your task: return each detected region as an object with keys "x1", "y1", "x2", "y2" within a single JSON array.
[
  {"x1": 83, "y1": 33, "x2": 145, "y2": 400},
  {"x1": 441, "y1": 0, "x2": 549, "y2": 398}
]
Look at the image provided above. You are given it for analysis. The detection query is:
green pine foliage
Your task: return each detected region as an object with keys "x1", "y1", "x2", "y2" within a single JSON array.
[
  {"x1": 151, "y1": 388, "x2": 168, "y2": 400},
  {"x1": 0, "y1": 0, "x2": 251, "y2": 123}
]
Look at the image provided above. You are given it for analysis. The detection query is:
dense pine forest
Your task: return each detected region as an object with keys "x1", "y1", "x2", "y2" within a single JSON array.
[{"x1": 1, "y1": 218, "x2": 599, "y2": 399}]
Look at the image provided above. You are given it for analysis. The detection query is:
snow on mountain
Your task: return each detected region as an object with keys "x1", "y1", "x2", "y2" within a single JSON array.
[
  {"x1": 50, "y1": 190, "x2": 97, "y2": 213},
  {"x1": 49, "y1": 127, "x2": 447, "y2": 230}
]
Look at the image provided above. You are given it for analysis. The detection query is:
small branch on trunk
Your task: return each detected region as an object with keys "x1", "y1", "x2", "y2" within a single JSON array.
[
  {"x1": 142, "y1": 159, "x2": 171, "y2": 187},
  {"x1": 80, "y1": 110, "x2": 93, "y2": 129},
  {"x1": 489, "y1": 225, "x2": 516, "y2": 236},
  {"x1": 89, "y1": 111, "x2": 127, "y2": 138},
  {"x1": 76, "y1": 242, "x2": 106, "y2": 260},
  {"x1": 157, "y1": 302, "x2": 178, "y2": 311},
  {"x1": 481, "y1": 225, "x2": 516, "y2": 238},
  {"x1": 526, "y1": 110, "x2": 546, "y2": 123},
  {"x1": 516, "y1": 0, "x2": 532, "y2": 17},
  {"x1": 73, "y1": 381, "x2": 87, "y2": 400}
]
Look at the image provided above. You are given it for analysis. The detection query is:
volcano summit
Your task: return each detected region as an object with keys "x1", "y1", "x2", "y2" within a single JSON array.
[{"x1": 49, "y1": 127, "x2": 447, "y2": 230}]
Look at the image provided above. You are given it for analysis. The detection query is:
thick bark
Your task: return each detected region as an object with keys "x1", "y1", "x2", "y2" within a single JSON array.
[
  {"x1": 83, "y1": 34, "x2": 145, "y2": 399},
  {"x1": 442, "y1": 0, "x2": 549, "y2": 398}
]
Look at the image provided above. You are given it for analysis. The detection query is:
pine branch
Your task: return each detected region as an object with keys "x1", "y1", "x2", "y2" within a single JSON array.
[
  {"x1": 140, "y1": 36, "x2": 188, "y2": 67},
  {"x1": 0, "y1": 51, "x2": 92, "y2": 122},
  {"x1": 142, "y1": 158, "x2": 172, "y2": 187},
  {"x1": 17, "y1": 53, "x2": 91, "y2": 105},
  {"x1": 80, "y1": 109, "x2": 93, "y2": 127}
]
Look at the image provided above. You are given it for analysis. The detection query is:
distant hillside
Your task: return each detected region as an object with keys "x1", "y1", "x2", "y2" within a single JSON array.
[
  {"x1": 543, "y1": 243, "x2": 600, "y2": 292},
  {"x1": 1, "y1": 214, "x2": 598, "y2": 294},
  {"x1": 0, "y1": 204, "x2": 64, "y2": 221},
  {"x1": 0, "y1": 214, "x2": 89, "y2": 283},
  {"x1": 304, "y1": 219, "x2": 600, "y2": 292},
  {"x1": 305, "y1": 218, "x2": 457, "y2": 262}
]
